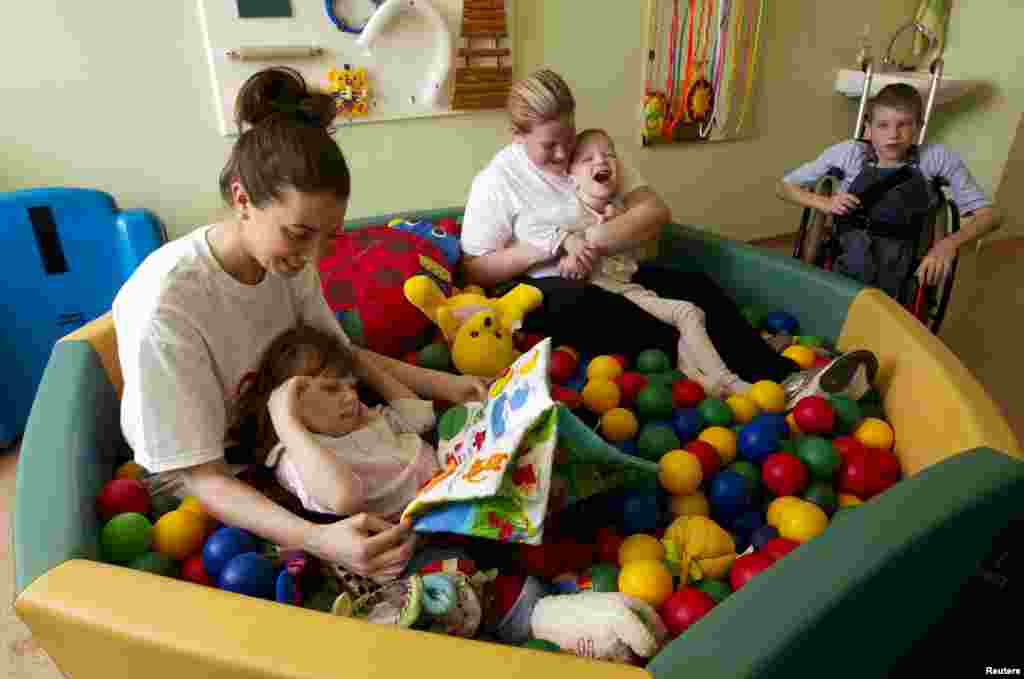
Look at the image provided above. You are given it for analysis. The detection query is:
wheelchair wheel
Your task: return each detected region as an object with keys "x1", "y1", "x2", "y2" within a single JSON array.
[
  {"x1": 793, "y1": 174, "x2": 841, "y2": 266},
  {"x1": 911, "y1": 194, "x2": 960, "y2": 333}
]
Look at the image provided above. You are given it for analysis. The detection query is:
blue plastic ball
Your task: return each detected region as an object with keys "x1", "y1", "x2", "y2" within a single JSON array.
[
  {"x1": 738, "y1": 421, "x2": 780, "y2": 464},
  {"x1": 621, "y1": 491, "x2": 659, "y2": 535},
  {"x1": 753, "y1": 413, "x2": 790, "y2": 440},
  {"x1": 203, "y1": 527, "x2": 259, "y2": 579},
  {"x1": 731, "y1": 510, "x2": 766, "y2": 541},
  {"x1": 763, "y1": 311, "x2": 799, "y2": 335},
  {"x1": 707, "y1": 470, "x2": 753, "y2": 520},
  {"x1": 751, "y1": 525, "x2": 780, "y2": 550},
  {"x1": 672, "y1": 408, "x2": 706, "y2": 443},
  {"x1": 732, "y1": 531, "x2": 751, "y2": 555},
  {"x1": 276, "y1": 570, "x2": 298, "y2": 605},
  {"x1": 218, "y1": 552, "x2": 277, "y2": 599}
]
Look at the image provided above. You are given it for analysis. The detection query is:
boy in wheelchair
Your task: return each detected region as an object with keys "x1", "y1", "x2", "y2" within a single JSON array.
[{"x1": 777, "y1": 83, "x2": 1000, "y2": 308}]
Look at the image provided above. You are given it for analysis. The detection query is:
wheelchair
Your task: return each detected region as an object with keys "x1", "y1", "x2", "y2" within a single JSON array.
[{"x1": 792, "y1": 57, "x2": 959, "y2": 334}]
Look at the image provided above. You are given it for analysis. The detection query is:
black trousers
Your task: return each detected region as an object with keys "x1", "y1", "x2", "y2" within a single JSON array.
[{"x1": 520, "y1": 265, "x2": 799, "y2": 384}]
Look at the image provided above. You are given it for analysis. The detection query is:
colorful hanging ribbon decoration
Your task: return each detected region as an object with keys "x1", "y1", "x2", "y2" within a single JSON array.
[
  {"x1": 700, "y1": 0, "x2": 731, "y2": 138},
  {"x1": 642, "y1": 0, "x2": 668, "y2": 143},
  {"x1": 733, "y1": 0, "x2": 766, "y2": 136},
  {"x1": 660, "y1": 0, "x2": 683, "y2": 140},
  {"x1": 685, "y1": 0, "x2": 715, "y2": 125}
]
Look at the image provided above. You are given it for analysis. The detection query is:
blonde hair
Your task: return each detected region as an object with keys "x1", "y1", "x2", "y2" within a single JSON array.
[{"x1": 507, "y1": 69, "x2": 575, "y2": 134}]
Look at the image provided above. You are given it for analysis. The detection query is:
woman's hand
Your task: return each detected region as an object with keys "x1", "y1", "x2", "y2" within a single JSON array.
[
  {"x1": 560, "y1": 234, "x2": 599, "y2": 278},
  {"x1": 441, "y1": 374, "x2": 490, "y2": 403},
  {"x1": 307, "y1": 513, "x2": 418, "y2": 582},
  {"x1": 825, "y1": 192, "x2": 861, "y2": 216},
  {"x1": 916, "y1": 236, "x2": 959, "y2": 286},
  {"x1": 558, "y1": 252, "x2": 590, "y2": 280}
]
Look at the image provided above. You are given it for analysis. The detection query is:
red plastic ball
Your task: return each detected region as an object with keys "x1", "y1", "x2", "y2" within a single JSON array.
[
  {"x1": 96, "y1": 479, "x2": 150, "y2": 522},
  {"x1": 616, "y1": 372, "x2": 649, "y2": 406},
  {"x1": 837, "y1": 448, "x2": 880, "y2": 498},
  {"x1": 684, "y1": 440, "x2": 722, "y2": 479},
  {"x1": 551, "y1": 385, "x2": 583, "y2": 410},
  {"x1": 181, "y1": 553, "x2": 212, "y2": 586},
  {"x1": 660, "y1": 587, "x2": 716, "y2": 637},
  {"x1": 761, "y1": 453, "x2": 809, "y2": 496},
  {"x1": 871, "y1": 447, "x2": 902, "y2": 495},
  {"x1": 516, "y1": 333, "x2": 545, "y2": 352},
  {"x1": 729, "y1": 552, "x2": 775, "y2": 590},
  {"x1": 549, "y1": 350, "x2": 577, "y2": 384},
  {"x1": 832, "y1": 435, "x2": 867, "y2": 464},
  {"x1": 761, "y1": 537, "x2": 800, "y2": 562},
  {"x1": 490, "y1": 574, "x2": 526, "y2": 622},
  {"x1": 596, "y1": 527, "x2": 625, "y2": 565},
  {"x1": 812, "y1": 355, "x2": 832, "y2": 369},
  {"x1": 672, "y1": 379, "x2": 706, "y2": 409},
  {"x1": 611, "y1": 354, "x2": 629, "y2": 369},
  {"x1": 792, "y1": 396, "x2": 835, "y2": 435}
]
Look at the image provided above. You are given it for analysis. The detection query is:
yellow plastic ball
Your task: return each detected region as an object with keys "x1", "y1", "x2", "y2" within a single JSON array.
[
  {"x1": 698, "y1": 426, "x2": 738, "y2": 464},
  {"x1": 178, "y1": 496, "x2": 213, "y2": 533},
  {"x1": 658, "y1": 450, "x2": 703, "y2": 496},
  {"x1": 749, "y1": 380, "x2": 786, "y2": 414},
  {"x1": 587, "y1": 355, "x2": 624, "y2": 382},
  {"x1": 618, "y1": 559, "x2": 674, "y2": 608},
  {"x1": 854, "y1": 417, "x2": 895, "y2": 450},
  {"x1": 786, "y1": 412, "x2": 803, "y2": 436},
  {"x1": 600, "y1": 407, "x2": 639, "y2": 443},
  {"x1": 725, "y1": 394, "x2": 760, "y2": 425},
  {"x1": 669, "y1": 492, "x2": 710, "y2": 517},
  {"x1": 777, "y1": 500, "x2": 829, "y2": 543},
  {"x1": 766, "y1": 496, "x2": 804, "y2": 528},
  {"x1": 115, "y1": 461, "x2": 146, "y2": 481},
  {"x1": 582, "y1": 379, "x2": 621, "y2": 415},
  {"x1": 618, "y1": 533, "x2": 666, "y2": 565},
  {"x1": 782, "y1": 345, "x2": 817, "y2": 370},
  {"x1": 838, "y1": 493, "x2": 864, "y2": 508},
  {"x1": 152, "y1": 509, "x2": 206, "y2": 561}
]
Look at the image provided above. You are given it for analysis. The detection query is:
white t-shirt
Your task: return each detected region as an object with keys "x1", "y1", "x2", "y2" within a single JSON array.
[
  {"x1": 460, "y1": 143, "x2": 649, "y2": 274},
  {"x1": 113, "y1": 225, "x2": 350, "y2": 475}
]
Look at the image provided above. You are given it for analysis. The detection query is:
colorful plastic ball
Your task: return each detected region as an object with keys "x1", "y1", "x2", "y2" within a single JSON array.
[
  {"x1": 854, "y1": 418, "x2": 895, "y2": 450},
  {"x1": 114, "y1": 461, "x2": 146, "y2": 481},
  {"x1": 707, "y1": 470, "x2": 752, "y2": 518},
  {"x1": 636, "y1": 383, "x2": 675, "y2": 421},
  {"x1": 776, "y1": 500, "x2": 829, "y2": 543},
  {"x1": 697, "y1": 399, "x2": 733, "y2": 428},
  {"x1": 600, "y1": 407, "x2": 639, "y2": 443},
  {"x1": 617, "y1": 534, "x2": 665, "y2": 565},
  {"x1": 182, "y1": 553, "x2": 213, "y2": 586},
  {"x1": 796, "y1": 335, "x2": 825, "y2": 348},
  {"x1": 750, "y1": 524, "x2": 780, "y2": 550},
  {"x1": 828, "y1": 396, "x2": 863, "y2": 434},
  {"x1": 418, "y1": 342, "x2": 452, "y2": 371},
  {"x1": 684, "y1": 439, "x2": 722, "y2": 478},
  {"x1": 792, "y1": 396, "x2": 835, "y2": 435},
  {"x1": 658, "y1": 450, "x2": 703, "y2": 495},
  {"x1": 552, "y1": 572, "x2": 582, "y2": 594},
  {"x1": 616, "y1": 371, "x2": 648, "y2": 405},
  {"x1": 618, "y1": 559, "x2": 673, "y2": 607},
  {"x1": 762, "y1": 311, "x2": 799, "y2": 335},
  {"x1": 672, "y1": 408, "x2": 706, "y2": 442},
  {"x1": 588, "y1": 355, "x2": 624, "y2": 382},
  {"x1": 728, "y1": 461, "x2": 761, "y2": 491},
  {"x1": 803, "y1": 481, "x2": 839, "y2": 515},
  {"x1": 785, "y1": 412, "x2": 803, "y2": 436},
  {"x1": 754, "y1": 412, "x2": 790, "y2": 440},
  {"x1": 766, "y1": 496, "x2": 803, "y2": 527},
  {"x1": 729, "y1": 552, "x2": 775, "y2": 590},
  {"x1": 670, "y1": 492, "x2": 710, "y2": 517},
  {"x1": 149, "y1": 494, "x2": 181, "y2": 522},
  {"x1": 671, "y1": 379, "x2": 706, "y2": 409},
  {"x1": 596, "y1": 528, "x2": 626, "y2": 564},
  {"x1": 152, "y1": 509, "x2": 207, "y2": 561},
  {"x1": 203, "y1": 526, "x2": 259, "y2": 579},
  {"x1": 660, "y1": 587, "x2": 716, "y2": 637},
  {"x1": 737, "y1": 421, "x2": 780, "y2": 464},
  {"x1": 96, "y1": 479, "x2": 150, "y2": 522},
  {"x1": 549, "y1": 350, "x2": 577, "y2": 384},
  {"x1": 636, "y1": 349, "x2": 671, "y2": 374},
  {"x1": 725, "y1": 394, "x2": 760, "y2": 425},
  {"x1": 522, "y1": 639, "x2": 562, "y2": 653},
  {"x1": 637, "y1": 423, "x2": 681, "y2": 462},
  {"x1": 438, "y1": 405, "x2": 470, "y2": 440},
  {"x1": 873, "y1": 448, "x2": 902, "y2": 494},
  {"x1": 698, "y1": 426, "x2": 738, "y2": 464},
  {"x1": 796, "y1": 436, "x2": 842, "y2": 481},
  {"x1": 748, "y1": 381, "x2": 786, "y2": 414},
  {"x1": 837, "y1": 448, "x2": 879, "y2": 498},
  {"x1": 731, "y1": 510, "x2": 766, "y2": 541},
  {"x1": 101, "y1": 512, "x2": 153, "y2": 564},
  {"x1": 838, "y1": 493, "x2": 864, "y2": 508},
  {"x1": 761, "y1": 537, "x2": 800, "y2": 562},
  {"x1": 218, "y1": 552, "x2": 277, "y2": 600},
  {"x1": 782, "y1": 345, "x2": 817, "y2": 369},
  {"x1": 551, "y1": 385, "x2": 583, "y2": 410},
  {"x1": 694, "y1": 578, "x2": 732, "y2": 604},
  {"x1": 777, "y1": 438, "x2": 796, "y2": 454},
  {"x1": 587, "y1": 563, "x2": 621, "y2": 593},
  {"x1": 622, "y1": 491, "x2": 660, "y2": 535},
  {"x1": 129, "y1": 551, "x2": 179, "y2": 578},
  {"x1": 762, "y1": 452, "x2": 809, "y2": 497},
  {"x1": 582, "y1": 379, "x2": 621, "y2": 414},
  {"x1": 617, "y1": 438, "x2": 638, "y2": 456}
]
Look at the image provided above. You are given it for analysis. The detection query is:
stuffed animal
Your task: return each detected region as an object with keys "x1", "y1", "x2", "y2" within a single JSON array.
[
  {"x1": 403, "y1": 275, "x2": 543, "y2": 378},
  {"x1": 319, "y1": 218, "x2": 461, "y2": 357},
  {"x1": 661, "y1": 515, "x2": 737, "y2": 583}
]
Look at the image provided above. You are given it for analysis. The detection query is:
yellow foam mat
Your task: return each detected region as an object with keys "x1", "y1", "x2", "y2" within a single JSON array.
[
  {"x1": 17, "y1": 559, "x2": 649, "y2": 679},
  {"x1": 838, "y1": 289, "x2": 1021, "y2": 476}
]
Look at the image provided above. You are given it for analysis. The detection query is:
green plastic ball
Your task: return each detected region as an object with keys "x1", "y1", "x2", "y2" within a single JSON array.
[
  {"x1": 828, "y1": 395, "x2": 863, "y2": 434},
  {"x1": 796, "y1": 436, "x2": 842, "y2": 481},
  {"x1": 587, "y1": 563, "x2": 620, "y2": 592},
  {"x1": 418, "y1": 342, "x2": 452, "y2": 372},
  {"x1": 437, "y1": 404, "x2": 469, "y2": 441},
  {"x1": 778, "y1": 438, "x2": 796, "y2": 454},
  {"x1": 149, "y1": 494, "x2": 180, "y2": 522},
  {"x1": 697, "y1": 398, "x2": 733, "y2": 428},
  {"x1": 637, "y1": 424, "x2": 680, "y2": 461},
  {"x1": 803, "y1": 481, "x2": 839, "y2": 516},
  {"x1": 636, "y1": 384, "x2": 674, "y2": 421},
  {"x1": 101, "y1": 512, "x2": 153, "y2": 564},
  {"x1": 522, "y1": 639, "x2": 562, "y2": 653},
  {"x1": 728, "y1": 461, "x2": 760, "y2": 491},
  {"x1": 795, "y1": 335, "x2": 825, "y2": 347},
  {"x1": 694, "y1": 578, "x2": 732, "y2": 603},
  {"x1": 636, "y1": 349, "x2": 671, "y2": 374},
  {"x1": 129, "y1": 551, "x2": 180, "y2": 578}
]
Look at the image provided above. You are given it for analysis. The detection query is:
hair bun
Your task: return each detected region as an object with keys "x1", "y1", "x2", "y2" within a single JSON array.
[{"x1": 235, "y1": 66, "x2": 336, "y2": 131}]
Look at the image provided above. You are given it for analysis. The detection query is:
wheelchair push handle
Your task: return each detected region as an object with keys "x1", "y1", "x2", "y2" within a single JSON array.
[{"x1": 850, "y1": 55, "x2": 945, "y2": 146}]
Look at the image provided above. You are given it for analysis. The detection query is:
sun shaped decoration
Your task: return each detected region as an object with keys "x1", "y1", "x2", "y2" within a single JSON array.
[
  {"x1": 326, "y1": 65, "x2": 372, "y2": 119},
  {"x1": 686, "y1": 77, "x2": 714, "y2": 123}
]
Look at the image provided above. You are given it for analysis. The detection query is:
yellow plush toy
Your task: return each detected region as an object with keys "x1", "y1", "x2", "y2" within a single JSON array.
[
  {"x1": 403, "y1": 275, "x2": 543, "y2": 378},
  {"x1": 661, "y1": 515, "x2": 738, "y2": 584}
]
